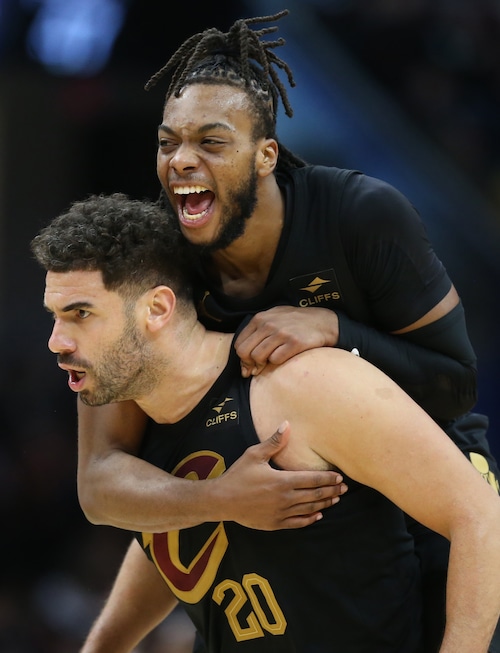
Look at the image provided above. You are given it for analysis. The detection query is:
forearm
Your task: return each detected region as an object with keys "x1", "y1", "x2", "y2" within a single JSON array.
[
  {"x1": 439, "y1": 509, "x2": 500, "y2": 652},
  {"x1": 78, "y1": 400, "x2": 231, "y2": 531},
  {"x1": 79, "y1": 403, "x2": 345, "y2": 532},
  {"x1": 79, "y1": 447, "x2": 230, "y2": 531},
  {"x1": 336, "y1": 308, "x2": 477, "y2": 420},
  {"x1": 80, "y1": 539, "x2": 178, "y2": 653}
]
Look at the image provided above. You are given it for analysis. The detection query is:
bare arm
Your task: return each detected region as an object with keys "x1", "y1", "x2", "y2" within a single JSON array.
[
  {"x1": 252, "y1": 349, "x2": 500, "y2": 653},
  {"x1": 80, "y1": 538, "x2": 176, "y2": 653},
  {"x1": 77, "y1": 401, "x2": 346, "y2": 532}
]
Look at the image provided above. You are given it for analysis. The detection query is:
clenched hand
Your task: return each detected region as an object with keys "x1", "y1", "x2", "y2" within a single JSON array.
[{"x1": 235, "y1": 306, "x2": 339, "y2": 377}]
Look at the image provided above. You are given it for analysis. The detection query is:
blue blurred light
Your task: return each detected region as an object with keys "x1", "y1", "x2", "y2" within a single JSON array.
[{"x1": 25, "y1": 0, "x2": 129, "y2": 75}]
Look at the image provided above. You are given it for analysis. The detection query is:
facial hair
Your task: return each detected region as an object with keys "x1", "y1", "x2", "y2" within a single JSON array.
[
  {"x1": 71, "y1": 316, "x2": 164, "y2": 407},
  {"x1": 189, "y1": 162, "x2": 258, "y2": 257}
]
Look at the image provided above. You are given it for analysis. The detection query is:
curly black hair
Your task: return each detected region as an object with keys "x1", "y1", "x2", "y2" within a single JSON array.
[{"x1": 31, "y1": 193, "x2": 193, "y2": 304}]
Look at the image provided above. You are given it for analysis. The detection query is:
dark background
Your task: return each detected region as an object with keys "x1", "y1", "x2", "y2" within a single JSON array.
[{"x1": 1, "y1": 1, "x2": 499, "y2": 651}]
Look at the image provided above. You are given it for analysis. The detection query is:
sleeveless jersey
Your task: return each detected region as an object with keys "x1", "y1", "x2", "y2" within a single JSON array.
[
  {"x1": 195, "y1": 165, "x2": 450, "y2": 332},
  {"x1": 137, "y1": 342, "x2": 423, "y2": 653}
]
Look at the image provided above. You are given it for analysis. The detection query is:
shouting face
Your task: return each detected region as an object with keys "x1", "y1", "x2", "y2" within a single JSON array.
[{"x1": 157, "y1": 84, "x2": 270, "y2": 254}]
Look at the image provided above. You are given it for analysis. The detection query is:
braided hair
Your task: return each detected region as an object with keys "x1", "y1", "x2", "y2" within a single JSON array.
[{"x1": 145, "y1": 9, "x2": 306, "y2": 173}]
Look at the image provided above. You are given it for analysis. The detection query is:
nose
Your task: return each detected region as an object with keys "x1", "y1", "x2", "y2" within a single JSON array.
[
  {"x1": 167, "y1": 142, "x2": 200, "y2": 174},
  {"x1": 48, "y1": 321, "x2": 76, "y2": 355}
]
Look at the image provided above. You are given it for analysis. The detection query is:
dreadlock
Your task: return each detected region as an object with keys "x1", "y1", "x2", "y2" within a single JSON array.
[{"x1": 145, "y1": 9, "x2": 306, "y2": 172}]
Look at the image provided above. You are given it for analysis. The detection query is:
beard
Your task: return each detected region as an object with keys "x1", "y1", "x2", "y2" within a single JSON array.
[
  {"x1": 73, "y1": 317, "x2": 165, "y2": 407},
  {"x1": 189, "y1": 164, "x2": 258, "y2": 257}
]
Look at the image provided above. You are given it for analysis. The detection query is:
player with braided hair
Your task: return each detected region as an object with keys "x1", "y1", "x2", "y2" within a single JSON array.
[
  {"x1": 74, "y1": 10, "x2": 500, "y2": 653},
  {"x1": 147, "y1": 10, "x2": 306, "y2": 181},
  {"x1": 145, "y1": 11, "x2": 295, "y2": 114}
]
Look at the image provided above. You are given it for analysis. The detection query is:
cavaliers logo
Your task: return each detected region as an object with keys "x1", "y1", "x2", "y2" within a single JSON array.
[{"x1": 142, "y1": 451, "x2": 229, "y2": 603}]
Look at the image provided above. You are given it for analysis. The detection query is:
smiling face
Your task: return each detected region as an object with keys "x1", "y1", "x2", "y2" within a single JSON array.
[
  {"x1": 44, "y1": 270, "x2": 161, "y2": 406},
  {"x1": 157, "y1": 83, "x2": 276, "y2": 253}
]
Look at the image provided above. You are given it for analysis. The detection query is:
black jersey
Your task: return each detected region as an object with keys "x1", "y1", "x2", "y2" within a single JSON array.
[
  {"x1": 195, "y1": 165, "x2": 450, "y2": 333},
  {"x1": 138, "y1": 343, "x2": 423, "y2": 653}
]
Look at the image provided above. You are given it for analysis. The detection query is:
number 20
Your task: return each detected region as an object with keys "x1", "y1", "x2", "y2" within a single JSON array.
[{"x1": 213, "y1": 573, "x2": 287, "y2": 642}]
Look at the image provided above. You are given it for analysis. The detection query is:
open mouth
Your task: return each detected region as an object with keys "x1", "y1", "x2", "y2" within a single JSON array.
[
  {"x1": 67, "y1": 368, "x2": 86, "y2": 390},
  {"x1": 57, "y1": 358, "x2": 88, "y2": 391},
  {"x1": 174, "y1": 186, "x2": 214, "y2": 223}
]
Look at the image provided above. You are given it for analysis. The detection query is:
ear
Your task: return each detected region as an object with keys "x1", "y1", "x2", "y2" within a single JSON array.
[
  {"x1": 144, "y1": 286, "x2": 177, "y2": 333},
  {"x1": 256, "y1": 138, "x2": 279, "y2": 177}
]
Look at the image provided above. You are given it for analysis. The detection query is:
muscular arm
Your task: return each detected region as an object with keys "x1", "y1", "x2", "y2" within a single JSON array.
[
  {"x1": 252, "y1": 349, "x2": 500, "y2": 653},
  {"x1": 80, "y1": 538, "x2": 177, "y2": 653},
  {"x1": 77, "y1": 401, "x2": 345, "y2": 531},
  {"x1": 324, "y1": 356, "x2": 500, "y2": 653}
]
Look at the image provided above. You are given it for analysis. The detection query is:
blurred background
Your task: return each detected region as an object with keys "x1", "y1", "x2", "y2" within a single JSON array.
[{"x1": 1, "y1": 0, "x2": 499, "y2": 650}]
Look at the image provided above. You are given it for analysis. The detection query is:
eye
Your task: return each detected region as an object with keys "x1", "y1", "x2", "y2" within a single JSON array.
[
  {"x1": 77, "y1": 309, "x2": 91, "y2": 319},
  {"x1": 158, "y1": 136, "x2": 176, "y2": 151},
  {"x1": 201, "y1": 137, "x2": 225, "y2": 147}
]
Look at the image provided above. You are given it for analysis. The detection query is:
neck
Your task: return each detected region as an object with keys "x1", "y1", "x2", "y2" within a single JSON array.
[
  {"x1": 208, "y1": 176, "x2": 284, "y2": 298},
  {"x1": 136, "y1": 324, "x2": 233, "y2": 423}
]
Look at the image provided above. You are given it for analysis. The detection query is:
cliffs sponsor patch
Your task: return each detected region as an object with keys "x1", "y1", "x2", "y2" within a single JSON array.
[
  {"x1": 289, "y1": 269, "x2": 342, "y2": 307},
  {"x1": 206, "y1": 397, "x2": 239, "y2": 428}
]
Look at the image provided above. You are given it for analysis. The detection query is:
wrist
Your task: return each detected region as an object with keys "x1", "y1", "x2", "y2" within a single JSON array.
[
  {"x1": 321, "y1": 308, "x2": 339, "y2": 347},
  {"x1": 206, "y1": 475, "x2": 232, "y2": 522}
]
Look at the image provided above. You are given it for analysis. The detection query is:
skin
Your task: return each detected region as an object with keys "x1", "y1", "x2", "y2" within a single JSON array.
[
  {"x1": 157, "y1": 84, "x2": 286, "y2": 298},
  {"x1": 46, "y1": 269, "x2": 500, "y2": 653},
  {"x1": 76, "y1": 80, "x2": 461, "y2": 528},
  {"x1": 47, "y1": 270, "x2": 346, "y2": 532}
]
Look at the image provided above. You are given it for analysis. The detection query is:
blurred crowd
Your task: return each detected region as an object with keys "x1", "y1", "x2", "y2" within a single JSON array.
[{"x1": 319, "y1": 0, "x2": 500, "y2": 212}]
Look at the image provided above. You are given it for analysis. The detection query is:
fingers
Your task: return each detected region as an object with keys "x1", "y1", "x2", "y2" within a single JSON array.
[
  {"x1": 253, "y1": 422, "x2": 348, "y2": 494},
  {"x1": 240, "y1": 361, "x2": 266, "y2": 378},
  {"x1": 237, "y1": 332, "x2": 277, "y2": 377},
  {"x1": 281, "y1": 469, "x2": 347, "y2": 492},
  {"x1": 278, "y1": 487, "x2": 348, "y2": 529},
  {"x1": 256, "y1": 421, "x2": 291, "y2": 458},
  {"x1": 288, "y1": 475, "x2": 348, "y2": 497},
  {"x1": 280, "y1": 514, "x2": 324, "y2": 528},
  {"x1": 236, "y1": 306, "x2": 340, "y2": 377},
  {"x1": 238, "y1": 339, "x2": 302, "y2": 377},
  {"x1": 235, "y1": 310, "x2": 296, "y2": 377},
  {"x1": 231, "y1": 421, "x2": 349, "y2": 530}
]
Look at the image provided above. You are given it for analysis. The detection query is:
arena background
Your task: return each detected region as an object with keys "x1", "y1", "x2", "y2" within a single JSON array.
[{"x1": 1, "y1": 1, "x2": 499, "y2": 651}]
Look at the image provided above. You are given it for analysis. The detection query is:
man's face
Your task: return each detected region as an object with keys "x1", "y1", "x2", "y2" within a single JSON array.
[
  {"x1": 44, "y1": 270, "x2": 157, "y2": 406},
  {"x1": 156, "y1": 83, "x2": 261, "y2": 253}
]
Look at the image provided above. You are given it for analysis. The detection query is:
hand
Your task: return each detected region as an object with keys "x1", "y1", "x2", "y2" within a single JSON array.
[
  {"x1": 220, "y1": 421, "x2": 347, "y2": 530},
  {"x1": 235, "y1": 306, "x2": 339, "y2": 377}
]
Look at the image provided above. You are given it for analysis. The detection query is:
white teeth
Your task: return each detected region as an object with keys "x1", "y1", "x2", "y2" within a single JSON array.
[
  {"x1": 182, "y1": 207, "x2": 206, "y2": 221},
  {"x1": 174, "y1": 186, "x2": 208, "y2": 195}
]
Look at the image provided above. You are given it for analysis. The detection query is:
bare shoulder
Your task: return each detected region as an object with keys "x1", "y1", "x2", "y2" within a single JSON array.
[
  {"x1": 249, "y1": 347, "x2": 408, "y2": 472},
  {"x1": 254, "y1": 346, "x2": 402, "y2": 406}
]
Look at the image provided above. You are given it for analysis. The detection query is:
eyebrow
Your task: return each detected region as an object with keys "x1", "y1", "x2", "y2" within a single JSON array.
[
  {"x1": 158, "y1": 122, "x2": 234, "y2": 135},
  {"x1": 44, "y1": 300, "x2": 95, "y2": 315}
]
